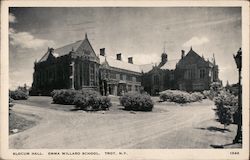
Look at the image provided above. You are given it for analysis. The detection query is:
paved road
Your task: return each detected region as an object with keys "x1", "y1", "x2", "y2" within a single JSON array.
[{"x1": 9, "y1": 100, "x2": 237, "y2": 149}]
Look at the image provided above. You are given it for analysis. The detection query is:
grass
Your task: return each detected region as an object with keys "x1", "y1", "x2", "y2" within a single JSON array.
[
  {"x1": 14, "y1": 96, "x2": 75, "y2": 111},
  {"x1": 9, "y1": 111, "x2": 37, "y2": 135},
  {"x1": 11, "y1": 96, "x2": 241, "y2": 149}
]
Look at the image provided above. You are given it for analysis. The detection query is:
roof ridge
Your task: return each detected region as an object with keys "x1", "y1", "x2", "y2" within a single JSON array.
[
  {"x1": 55, "y1": 40, "x2": 83, "y2": 50},
  {"x1": 38, "y1": 49, "x2": 49, "y2": 62}
]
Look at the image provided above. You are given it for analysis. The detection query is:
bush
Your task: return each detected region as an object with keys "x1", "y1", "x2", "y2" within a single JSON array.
[
  {"x1": 214, "y1": 90, "x2": 238, "y2": 128},
  {"x1": 99, "y1": 96, "x2": 112, "y2": 110},
  {"x1": 52, "y1": 89, "x2": 111, "y2": 111},
  {"x1": 52, "y1": 89, "x2": 78, "y2": 105},
  {"x1": 208, "y1": 82, "x2": 223, "y2": 99},
  {"x1": 190, "y1": 92, "x2": 204, "y2": 101},
  {"x1": 120, "y1": 92, "x2": 154, "y2": 111},
  {"x1": 159, "y1": 90, "x2": 203, "y2": 104},
  {"x1": 9, "y1": 97, "x2": 15, "y2": 110},
  {"x1": 9, "y1": 90, "x2": 28, "y2": 100},
  {"x1": 202, "y1": 90, "x2": 211, "y2": 99}
]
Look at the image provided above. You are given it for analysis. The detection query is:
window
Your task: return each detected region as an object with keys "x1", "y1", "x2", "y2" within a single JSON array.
[
  {"x1": 110, "y1": 71, "x2": 116, "y2": 79},
  {"x1": 184, "y1": 70, "x2": 192, "y2": 79},
  {"x1": 128, "y1": 85, "x2": 132, "y2": 91},
  {"x1": 154, "y1": 75, "x2": 159, "y2": 85},
  {"x1": 200, "y1": 69, "x2": 205, "y2": 79},
  {"x1": 90, "y1": 64, "x2": 94, "y2": 86},
  {"x1": 136, "y1": 76, "x2": 141, "y2": 82},
  {"x1": 120, "y1": 74, "x2": 123, "y2": 80},
  {"x1": 170, "y1": 73, "x2": 174, "y2": 80},
  {"x1": 127, "y1": 75, "x2": 132, "y2": 81}
]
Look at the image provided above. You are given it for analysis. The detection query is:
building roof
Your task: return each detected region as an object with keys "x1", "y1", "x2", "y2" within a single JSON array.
[
  {"x1": 160, "y1": 59, "x2": 179, "y2": 70},
  {"x1": 99, "y1": 55, "x2": 142, "y2": 73},
  {"x1": 139, "y1": 63, "x2": 155, "y2": 73},
  {"x1": 54, "y1": 40, "x2": 83, "y2": 56},
  {"x1": 39, "y1": 34, "x2": 97, "y2": 62},
  {"x1": 39, "y1": 40, "x2": 83, "y2": 62}
]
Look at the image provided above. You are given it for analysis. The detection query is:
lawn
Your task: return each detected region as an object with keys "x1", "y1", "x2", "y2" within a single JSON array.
[{"x1": 9, "y1": 96, "x2": 241, "y2": 149}]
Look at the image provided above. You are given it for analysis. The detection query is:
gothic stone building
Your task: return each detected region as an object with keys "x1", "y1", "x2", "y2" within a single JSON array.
[
  {"x1": 142, "y1": 48, "x2": 220, "y2": 95},
  {"x1": 31, "y1": 34, "x2": 220, "y2": 96},
  {"x1": 30, "y1": 34, "x2": 142, "y2": 96}
]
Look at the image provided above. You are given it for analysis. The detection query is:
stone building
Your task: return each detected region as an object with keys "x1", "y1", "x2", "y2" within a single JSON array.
[
  {"x1": 141, "y1": 51, "x2": 178, "y2": 95},
  {"x1": 30, "y1": 34, "x2": 100, "y2": 95},
  {"x1": 175, "y1": 47, "x2": 220, "y2": 92},
  {"x1": 30, "y1": 34, "x2": 142, "y2": 96},
  {"x1": 99, "y1": 48, "x2": 142, "y2": 96},
  {"x1": 30, "y1": 34, "x2": 220, "y2": 96},
  {"x1": 142, "y1": 47, "x2": 220, "y2": 95}
]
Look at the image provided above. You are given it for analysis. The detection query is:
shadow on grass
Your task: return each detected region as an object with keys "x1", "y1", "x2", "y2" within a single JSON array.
[
  {"x1": 70, "y1": 108, "x2": 81, "y2": 111},
  {"x1": 210, "y1": 143, "x2": 237, "y2": 149},
  {"x1": 197, "y1": 126, "x2": 231, "y2": 133}
]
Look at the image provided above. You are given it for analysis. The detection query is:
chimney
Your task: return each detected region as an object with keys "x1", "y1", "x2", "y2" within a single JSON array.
[
  {"x1": 128, "y1": 57, "x2": 133, "y2": 64},
  {"x1": 116, "y1": 53, "x2": 122, "y2": 60},
  {"x1": 181, "y1": 50, "x2": 185, "y2": 59},
  {"x1": 100, "y1": 48, "x2": 105, "y2": 56}
]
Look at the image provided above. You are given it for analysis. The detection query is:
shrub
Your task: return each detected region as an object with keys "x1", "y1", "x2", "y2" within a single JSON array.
[
  {"x1": 120, "y1": 92, "x2": 154, "y2": 111},
  {"x1": 99, "y1": 96, "x2": 112, "y2": 110},
  {"x1": 52, "y1": 89, "x2": 78, "y2": 105},
  {"x1": 9, "y1": 90, "x2": 28, "y2": 100},
  {"x1": 159, "y1": 90, "x2": 203, "y2": 104},
  {"x1": 190, "y1": 92, "x2": 204, "y2": 101},
  {"x1": 208, "y1": 82, "x2": 223, "y2": 99},
  {"x1": 52, "y1": 89, "x2": 111, "y2": 111},
  {"x1": 202, "y1": 90, "x2": 211, "y2": 99},
  {"x1": 9, "y1": 97, "x2": 15, "y2": 110},
  {"x1": 214, "y1": 90, "x2": 238, "y2": 128}
]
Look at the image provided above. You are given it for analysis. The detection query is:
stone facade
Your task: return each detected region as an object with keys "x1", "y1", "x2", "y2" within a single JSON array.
[
  {"x1": 142, "y1": 48, "x2": 220, "y2": 95},
  {"x1": 30, "y1": 34, "x2": 142, "y2": 96},
  {"x1": 175, "y1": 48, "x2": 219, "y2": 92},
  {"x1": 99, "y1": 48, "x2": 142, "y2": 96},
  {"x1": 30, "y1": 34, "x2": 100, "y2": 95},
  {"x1": 31, "y1": 34, "x2": 220, "y2": 96}
]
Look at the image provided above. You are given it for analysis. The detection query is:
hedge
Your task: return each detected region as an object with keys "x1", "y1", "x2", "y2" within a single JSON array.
[
  {"x1": 51, "y1": 89, "x2": 111, "y2": 111},
  {"x1": 159, "y1": 90, "x2": 204, "y2": 104},
  {"x1": 119, "y1": 92, "x2": 154, "y2": 111},
  {"x1": 9, "y1": 90, "x2": 28, "y2": 100}
]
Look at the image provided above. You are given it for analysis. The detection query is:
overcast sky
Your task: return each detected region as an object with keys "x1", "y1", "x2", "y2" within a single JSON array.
[{"x1": 9, "y1": 7, "x2": 241, "y2": 89}]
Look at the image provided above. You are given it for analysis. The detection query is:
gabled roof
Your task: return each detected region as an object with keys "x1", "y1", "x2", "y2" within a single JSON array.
[
  {"x1": 38, "y1": 49, "x2": 50, "y2": 62},
  {"x1": 177, "y1": 47, "x2": 209, "y2": 66},
  {"x1": 139, "y1": 63, "x2": 155, "y2": 73},
  {"x1": 160, "y1": 59, "x2": 179, "y2": 70},
  {"x1": 39, "y1": 34, "x2": 97, "y2": 63},
  {"x1": 54, "y1": 40, "x2": 83, "y2": 57},
  {"x1": 99, "y1": 55, "x2": 142, "y2": 73}
]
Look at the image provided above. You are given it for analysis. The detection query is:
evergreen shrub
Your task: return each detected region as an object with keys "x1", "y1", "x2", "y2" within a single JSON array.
[
  {"x1": 52, "y1": 89, "x2": 111, "y2": 111},
  {"x1": 51, "y1": 89, "x2": 77, "y2": 105},
  {"x1": 159, "y1": 90, "x2": 203, "y2": 104},
  {"x1": 214, "y1": 90, "x2": 238, "y2": 128},
  {"x1": 120, "y1": 92, "x2": 154, "y2": 111},
  {"x1": 9, "y1": 90, "x2": 28, "y2": 100}
]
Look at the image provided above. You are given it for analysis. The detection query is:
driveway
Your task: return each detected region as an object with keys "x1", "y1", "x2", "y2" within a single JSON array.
[{"x1": 9, "y1": 98, "x2": 238, "y2": 149}]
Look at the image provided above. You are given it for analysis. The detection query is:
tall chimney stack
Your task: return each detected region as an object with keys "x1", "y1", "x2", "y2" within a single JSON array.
[
  {"x1": 100, "y1": 48, "x2": 105, "y2": 56},
  {"x1": 116, "y1": 53, "x2": 122, "y2": 60},
  {"x1": 128, "y1": 57, "x2": 133, "y2": 64},
  {"x1": 181, "y1": 50, "x2": 185, "y2": 59}
]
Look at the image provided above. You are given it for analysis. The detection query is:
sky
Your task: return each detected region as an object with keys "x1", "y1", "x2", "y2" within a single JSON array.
[{"x1": 9, "y1": 7, "x2": 241, "y2": 89}]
